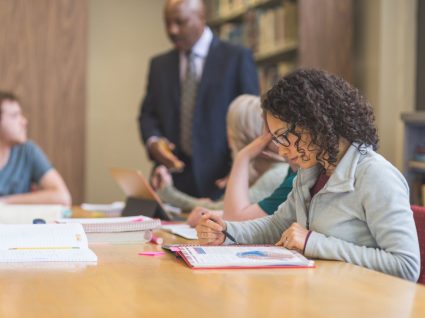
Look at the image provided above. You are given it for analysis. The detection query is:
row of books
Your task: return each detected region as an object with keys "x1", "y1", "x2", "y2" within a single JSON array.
[
  {"x1": 259, "y1": 61, "x2": 295, "y2": 93},
  {"x1": 206, "y1": 0, "x2": 276, "y2": 20},
  {"x1": 217, "y1": 1, "x2": 298, "y2": 55}
]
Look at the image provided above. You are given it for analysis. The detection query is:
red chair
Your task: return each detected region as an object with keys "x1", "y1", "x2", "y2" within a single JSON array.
[{"x1": 412, "y1": 205, "x2": 425, "y2": 284}]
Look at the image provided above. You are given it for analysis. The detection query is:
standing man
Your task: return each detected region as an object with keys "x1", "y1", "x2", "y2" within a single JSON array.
[
  {"x1": 139, "y1": 0, "x2": 259, "y2": 199},
  {"x1": 0, "y1": 91, "x2": 71, "y2": 205}
]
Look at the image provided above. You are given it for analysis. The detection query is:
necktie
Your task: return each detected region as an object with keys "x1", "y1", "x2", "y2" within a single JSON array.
[{"x1": 180, "y1": 51, "x2": 198, "y2": 156}]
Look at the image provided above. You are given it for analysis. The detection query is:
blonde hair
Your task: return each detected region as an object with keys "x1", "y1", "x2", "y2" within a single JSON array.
[
  {"x1": 226, "y1": 94, "x2": 263, "y2": 154},
  {"x1": 227, "y1": 94, "x2": 276, "y2": 184}
]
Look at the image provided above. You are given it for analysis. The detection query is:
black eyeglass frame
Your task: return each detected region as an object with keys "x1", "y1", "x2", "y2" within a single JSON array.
[{"x1": 263, "y1": 112, "x2": 294, "y2": 147}]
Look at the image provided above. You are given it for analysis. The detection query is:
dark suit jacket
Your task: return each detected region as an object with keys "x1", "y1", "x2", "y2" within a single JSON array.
[{"x1": 139, "y1": 37, "x2": 259, "y2": 199}]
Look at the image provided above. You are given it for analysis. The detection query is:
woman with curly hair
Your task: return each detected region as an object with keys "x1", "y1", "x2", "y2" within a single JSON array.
[{"x1": 196, "y1": 68, "x2": 420, "y2": 282}]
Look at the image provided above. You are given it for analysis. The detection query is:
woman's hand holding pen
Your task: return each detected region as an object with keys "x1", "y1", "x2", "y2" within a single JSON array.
[
  {"x1": 196, "y1": 212, "x2": 226, "y2": 245},
  {"x1": 276, "y1": 223, "x2": 309, "y2": 253},
  {"x1": 187, "y1": 207, "x2": 223, "y2": 227}
]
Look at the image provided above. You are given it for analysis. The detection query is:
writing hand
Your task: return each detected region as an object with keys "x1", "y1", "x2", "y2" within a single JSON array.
[
  {"x1": 196, "y1": 211, "x2": 226, "y2": 245},
  {"x1": 187, "y1": 207, "x2": 223, "y2": 227}
]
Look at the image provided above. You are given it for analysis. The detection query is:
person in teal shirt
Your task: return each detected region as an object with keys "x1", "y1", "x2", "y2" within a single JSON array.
[
  {"x1": 187, "y1": 132, "x2": 298, "y2": 226},
  {"x1": 258, "y1": 166, "x2": 297, "y2": 215}
]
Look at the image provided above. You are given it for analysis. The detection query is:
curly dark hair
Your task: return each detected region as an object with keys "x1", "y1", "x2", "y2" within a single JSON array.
[{"x1": 262, "y1": 68, "x2": 379, "y2": 167}]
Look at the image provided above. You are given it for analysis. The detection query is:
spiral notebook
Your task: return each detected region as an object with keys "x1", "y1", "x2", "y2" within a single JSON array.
[
  {"x1": 57, "y1": 215, "x2": 161, "y2": 233},
  {"x1": 176, "y1": 245, "x2": 315, "y2": 269}
]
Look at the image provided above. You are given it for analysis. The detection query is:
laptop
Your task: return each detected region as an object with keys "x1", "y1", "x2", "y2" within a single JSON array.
[{"x1": 110, "y1": 167, "x2": 178, "y2": 221}]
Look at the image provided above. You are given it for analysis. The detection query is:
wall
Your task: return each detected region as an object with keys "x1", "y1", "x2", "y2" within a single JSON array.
[
  {"x1": 354, "y1": 0, "x2": 417, "y2": 168},
  {"x1": 86, "y1": 0, "x2": 418, "y2": 203},
  {"x1": 0, "y1": 0, "x2": 87, "y2": 204},
  {"x1": 86, "y1": 0, "x2": 169, "y2": 203}
]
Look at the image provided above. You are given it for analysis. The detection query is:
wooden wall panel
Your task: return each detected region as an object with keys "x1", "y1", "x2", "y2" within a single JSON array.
[
  {"x1": 0, "y1": 0, "x2": 87, "y2": 204},
  {"x1": 299, "y1": 0, "x2": 353, "y2": 83},
  {"x1": 417, "y1": 0, "x2": 425, "y2": 111}
]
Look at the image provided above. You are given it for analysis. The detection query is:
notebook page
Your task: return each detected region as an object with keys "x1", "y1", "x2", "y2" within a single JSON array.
[
  {"x1": 161, "y1": 224, "x2": 198, "y2": 240},
  {"x1": 180, "y1": 246, "x2": 314, "y2": 268},
  {"x1": 0, "y1": 224, "x2": 88, "y2": 250}
]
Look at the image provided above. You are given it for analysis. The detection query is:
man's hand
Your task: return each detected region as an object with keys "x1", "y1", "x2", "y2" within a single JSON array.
[{"x1": 149, "y1": 138, "x2": 185, "y2": 171}]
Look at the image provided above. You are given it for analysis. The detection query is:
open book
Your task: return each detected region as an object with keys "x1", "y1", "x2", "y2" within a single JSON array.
[
  {"x1": 57, "y1": 216, "x2": 161, "y2": 244},
  {"x1": 176, "y1": 245, "x2": 314, "y2": 269},
  {"x1": 0, "y1": 224, "x2": 97, "y2": 263}
]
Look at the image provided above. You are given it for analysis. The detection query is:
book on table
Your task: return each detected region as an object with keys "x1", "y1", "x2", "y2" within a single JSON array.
[
  {"x1": 175, "y1": 245, "x2": 314, "y2": 269},
  {"x1": 57, "y1": 215, "x2": 161, "y2": 244},
  {"x1": 0, "y1": 223, "x2": 97, "y2": 263}
]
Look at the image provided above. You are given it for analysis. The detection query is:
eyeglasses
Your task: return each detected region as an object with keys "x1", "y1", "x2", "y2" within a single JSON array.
[
  {"x1": 270, "y1": 128, "x2": 292, "y2": 147},
  {"x1": 263, "y1": 112, "x2": 293, "y2": 147}
]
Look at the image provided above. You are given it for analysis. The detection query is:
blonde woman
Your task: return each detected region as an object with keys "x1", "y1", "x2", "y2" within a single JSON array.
[{"x1": 151, "y1": 94, "x2": 289, "y2": 213}]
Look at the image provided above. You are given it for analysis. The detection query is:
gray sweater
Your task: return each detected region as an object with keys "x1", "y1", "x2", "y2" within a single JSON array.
[{"x1": 226, "y1": 144, "x2": 420, "y2": 281}]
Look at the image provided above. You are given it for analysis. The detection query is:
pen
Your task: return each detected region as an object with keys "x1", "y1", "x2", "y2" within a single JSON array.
[
  {"x1": 222, "y1": 229, "x2": 238, "y2": 244},
  {"x1": 201, "y1": 212, "x2": 239, "y2": 244}
]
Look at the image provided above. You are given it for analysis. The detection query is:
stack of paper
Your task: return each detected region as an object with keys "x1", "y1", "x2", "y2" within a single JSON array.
[
  {"x1": 58, "y1": 216, "x2": 161, "y2": 244},
  {"x1": 0, "y1": 224, "x2": 97, "y2": 263}
]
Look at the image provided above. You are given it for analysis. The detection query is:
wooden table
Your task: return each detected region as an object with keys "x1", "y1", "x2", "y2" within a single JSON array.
[{"x1": 1, "y1": 230, "x2": 425, "y2": 318}]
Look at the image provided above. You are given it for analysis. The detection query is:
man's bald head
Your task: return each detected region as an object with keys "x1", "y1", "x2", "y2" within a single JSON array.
[{"x1": 164, "y1": 0, "x2": 206, "y2": 51}]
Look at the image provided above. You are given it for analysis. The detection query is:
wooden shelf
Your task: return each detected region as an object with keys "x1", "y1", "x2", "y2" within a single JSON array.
[
  {"x1": 254, "y1": 40, "x2": 298, "y2": 63},
  {"x1": 208, "y1": 0, "x2": 282, "y2": 27},
  {"x1": 409, "y1": 160, "x2": 425, "y2": 172},
  {"x1": 400, "y1": 112, "x2": 425, "y2": 125}
]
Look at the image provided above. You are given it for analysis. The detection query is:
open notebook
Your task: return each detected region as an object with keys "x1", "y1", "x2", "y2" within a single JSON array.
[
  {"x1": 0, "y1": 224, "x2": 97, "y2": 263},
  {"x1": 175, "y1": 245, "x2": 314, "y2": 269}
]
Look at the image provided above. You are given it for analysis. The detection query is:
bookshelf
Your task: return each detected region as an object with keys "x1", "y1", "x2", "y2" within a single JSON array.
[
  {"x1": 401, "y1": 112, "x2": 425, "y2": 205},
  {"x1": 205, "y1": 0, "x2": 353, "y2": 93}
]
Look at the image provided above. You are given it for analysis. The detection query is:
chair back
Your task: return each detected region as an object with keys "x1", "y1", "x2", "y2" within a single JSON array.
[{"x1": 412, "y1": 205, "x2": 425, "y2": 284}]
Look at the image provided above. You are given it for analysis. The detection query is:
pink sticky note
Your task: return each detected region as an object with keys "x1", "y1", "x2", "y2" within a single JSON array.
[
  {"x1": 138, "y1": 251, "x2": 165, "y2": 257},
  {"x1": 132, "y1": 218, "x2": 145, "y2": 223}
]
